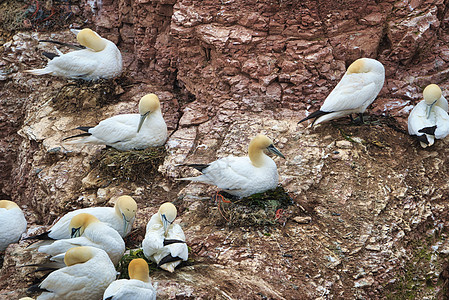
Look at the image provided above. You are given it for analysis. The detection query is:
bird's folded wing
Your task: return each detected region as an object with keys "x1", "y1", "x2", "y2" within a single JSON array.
[
  {"x1": 89, "y1": 115, "x2": 138, "y2": 144},
  {"x1": 434, "y1": 107, "x2": 449, "y2": 139},
  {"x1": 321, "y1": 75, "x2": 377, "y2": 112},
  {"x1": 40, "y1": 268, "x2": 89, "y2": 294},
  {"x1": 204, "y1": 158, "x2": 251, "y2": 191},
  {"x1": 50, "y1": 53, "x2": 98, "y2": 77}
]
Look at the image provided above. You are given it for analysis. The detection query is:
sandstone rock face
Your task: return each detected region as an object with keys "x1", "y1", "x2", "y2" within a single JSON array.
[{"x1": 2, "y1": 0, "x2": 449, "y2": 299}]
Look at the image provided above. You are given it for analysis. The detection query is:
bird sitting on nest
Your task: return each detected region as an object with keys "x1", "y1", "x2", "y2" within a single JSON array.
[
  {"x1": 62, "y1": 94, "x2": 167, "y2": 151},
  {"x1": 408, "y1": 83, "x2": 449, "y2": 147},
  {"x1": 142, "y1": 203, "x2": 188, "y2": 273},
  {"x1": 29, "y1": 246, "x2": 116, "y2": 300},
  {"x1": 178, "y1": 134, "x2": 285, "y2": 198},
  {"x1": 103, "y1": 258, "x2": 157, "y2": 300},
  {"x1": 25, "y1": 195, "x2": 137, "y2": 240},
  {"x1": 25, "y1": 28, "x2": 122, "y2": 81},
  {"x1": 35, "y1": 213, "x2": 125, "y2": 266},
  {"x1": 0, "y1": 200, "x2": 27, "y2": 251},
  {"x1": 298, "y1": 58, "x2": 385, "y2": 126}
]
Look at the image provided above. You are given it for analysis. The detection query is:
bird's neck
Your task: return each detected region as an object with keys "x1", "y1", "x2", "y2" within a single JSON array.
[{"x1": 249, "y1": 148, "x2": 267, "y2": 168}]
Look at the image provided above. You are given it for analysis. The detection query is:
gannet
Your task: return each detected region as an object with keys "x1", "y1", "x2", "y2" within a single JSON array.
[
  {"x1": 25, "y1": 28, "x2": 122, "y2": 80},
  {"x1": 408, "y1": 84, "x2": 449, "y2": 147},
  {"x1": 103, "y1": 258, "x2": 157, "y2": 300},
  {"x1": 62, "y1": 94, "x2": 167, "y2": 151},
  {"x1": 142, "y1": 203, "x2": 188, "y2": 273},
  {"x1": 38, "y1": 213, "x2": 125, "y2": 265},
  {"x1": 0, "y1": 200, "x2": 27, "y2": 251},
  {"x1": 179, "y1": 134, "x2": 285, "y2": 198},
  {"x1": 27, "y1": 195, "x2": 137, "y2": 240},
  {"x1": 298, "y1": 58, "x2": 385, "y2": 126},
  {"x1": 34, "y1": 246, "x2": 116, "y2": 300}
]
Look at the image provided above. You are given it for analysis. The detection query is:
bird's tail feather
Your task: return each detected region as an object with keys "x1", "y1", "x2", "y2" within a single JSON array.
[
  {"x1": 298, "y1": 110, "x2": 329, "y2": 124},
  {"x1": 24, "y1": 68, "x2": 51, "y2": 76},
  {"x1": 62, "y1": 132, "x2": 92, "y2": 142}
]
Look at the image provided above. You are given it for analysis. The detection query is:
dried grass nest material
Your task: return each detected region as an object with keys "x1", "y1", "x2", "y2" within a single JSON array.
[
  {"x1": 216, "y1": 186, "x2": 293, "y2": 227},
  {"x1": 117, "y1": 248, "x2": 194, "y2": 279},
  {"x1": 51, "y1": 79, "x2": 119, "y2": 112},
  {"x1": 95, "y1": 146, "x2": 166, "y2": 183}
]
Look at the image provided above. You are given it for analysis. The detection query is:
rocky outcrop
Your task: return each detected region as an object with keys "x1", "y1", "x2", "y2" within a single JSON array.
[{"x1": 2, "y1": 0, "x2": 449, "y2": 299}]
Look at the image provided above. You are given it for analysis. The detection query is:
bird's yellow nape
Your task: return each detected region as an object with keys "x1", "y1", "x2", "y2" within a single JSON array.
[
  {"x1": 0, "y1": 200, "x2": 19, "y2": 210},
  {"x1": 346, "y1": 58, "x2": 367, "y2": 74},
  {"x1": 158, "y1": 202, "x2": 177, "y2": 223},
  {"x1": 64, "y1": 246, "x2": 94, "y2": 266},
  {"x1": 115, "y1": 195, "x2": 137, "y2": 221},
  {"x1": 76, "y1": 28, "x2": 106, "y2": 52},
  {"x1": 69, "y1": 213, "x2": 100, "y2": 237},
  {"x1": 139, "y1": 94, "x2": 160, "y2": 116},
  {"x1": 423, "y1": 84, "x2": 442, "y2": 105},
  {"x1": 248, "y1": 134, "x2": 274, "y2": 167},
  {"x1": 128, "y1": 258, "x2": 150, "y2": 282}
]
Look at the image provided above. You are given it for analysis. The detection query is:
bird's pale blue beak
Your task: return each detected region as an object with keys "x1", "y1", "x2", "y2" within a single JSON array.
[
  {"x1": 122, "y1": 213, "x2": 130, "y2": 235},
  {"x1": 137, "y1": 112, "x2": 149, "y2": 133},
  {"x1": 71, "y1": 227, "x2": 81, "y2": 238},
  {"x1": 426, "y1": 101, "x2": 437, "y2": 119},
  {"x1": 267, "y1": 144, "x2": 285, "y2": 159},
  {"x1": 161, "y1": 214, "x2": 171, "y2": 235}
]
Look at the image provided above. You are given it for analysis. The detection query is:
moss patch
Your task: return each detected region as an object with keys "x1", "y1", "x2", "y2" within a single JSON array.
[
  {"x1": 216, "y1": 186, "x2": 293, "y2": 227},
  {"x1": 92, "y1": 146, "x2": 167, "y2": 183},
  {"x1": 116, "y1": 249, "x2": 158, "y2": 279}
]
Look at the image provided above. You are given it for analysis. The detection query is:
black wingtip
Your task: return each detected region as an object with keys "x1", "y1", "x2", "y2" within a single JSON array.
[
  {"x1": 76, "y1": 126, "x2": 94, "y2": 132},
  {"x1": 415, "y1": 134, "x2": 430, "y2": 145},
  {"x1": 298, "y1": 110, "x2": 329, "y2": 124},
  {"x1": 42, "y1": 52, "x2": 59, "y2": 60},
  {"x1": 418, "y1": 125, "x2": 437, "y2": 135},
  {"x1": 23, "y1": 231, "x2": 54, "y2": 241},
  {"x1": 163, "y1": 239, "x2": 186, "y2": 246},
  {"x1": 157, "y1": 254, "x2": 183, "y2": 268},
  {"x1": 184, "y1": 164, "x2": 210, "y2": 172},
  {"x1": 62, "y1": 132, "x2": 92, "y2": 141}
]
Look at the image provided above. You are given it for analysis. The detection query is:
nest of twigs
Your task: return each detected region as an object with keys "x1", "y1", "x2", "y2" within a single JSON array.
[
  {"x1": 93, "y1": 146, "x2": 166, "y2": 183},
  {"x1": 215, "y1": 186, "x2": 293, "y2": 227}
]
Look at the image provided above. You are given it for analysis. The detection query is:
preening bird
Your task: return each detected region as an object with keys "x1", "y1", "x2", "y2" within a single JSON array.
[
  {"x1": 178, "y1": 134, "x2": 285, "y2": 198},
  {"x1": 26, "y1": 195, "x2": 137, "y2": 240},
  {"x1": 103, "y1": 258, "x2": 157, "y2": 300},
  {"x1": 37, "y1": 213, "x2": 125, "y2": 265},
  {"x1": 142, "y1": 203, "x2": 188, "y2": 273},
  {"x1": 408, "y1": 84, "x2": 449, "y2": 147},
  {"x1": 25, "y1": 28, "x2": 122, "y2": 80},
  {"x1": 32, "y1": 246, "x2": 116, "y2": 300},
  {"x1": 298, "y1": 58, "x2": 385, "y2": 126},
  {"x1": 63, "y1": 94, "x2": 167, "y2": 151},
  {"x1": 0, "y1": 200, "x2": 27, "y2": 251}
]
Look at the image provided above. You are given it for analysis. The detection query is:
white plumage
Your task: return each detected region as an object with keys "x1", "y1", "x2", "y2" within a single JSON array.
[
  {"x1": 299, "y1": 58, "x2": 385, "y2": 126},
  {"x1": 103, "y1": 258, "x2": 157, "y2": 300},
  {"x1": 36, "y1": 246, "x2": 116, "y2": 300},
  {"x1": 408, "y1": 84, "x2": 449, "y2": 147},
  {"x1": 30, "y1": 195, "x2": 137, "y2": 240},
  {"x1": 38, "y1": 213, "x2": 125, "y2": 265},
  {"x1": 0, "y1": 200, "x2": 27, "y2": 251},
  {"x1": 25, "y1": 28, "x2": 122, "y2": 80},
  {"x1": 142, "y1": 203, "x2": 188, "y2": 273},
  {"x1": 179, "y1": 134, "x2": 285, "y2": 198},
  {"x1": 63, "y1": 94, "x2": 167, "y2": 151}
]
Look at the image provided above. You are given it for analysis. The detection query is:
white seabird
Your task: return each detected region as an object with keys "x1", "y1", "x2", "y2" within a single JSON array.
[
  {"x1": 25, "y1": 28, "x2": 122, "y2": 80},
  {"x1": 0, "y1": 200, "x2": 27, "y2": 251},
  {"x1": 142, "y1": 203, "x2": 188, "y2": 273},
  {"x1": 103, "y1": 258, "x2": 157, "y2": 300},
  {"x1": 298, "y1": 58, "x2": 385, "y2": 126},
  {"x1": 27, "y1": 195, "x2": 137, "y2": 240},
  {"x1": 33, "y1": 246, "x2": 116, "y2": 300},
  {"x1": 179, "y1": 134, "x2": 285, "y2": 198},
  {"x1": 408, "y1": 84, "x2": 449, "y2": 147},
  {"x1": 38, "y1": 213, "x2": 125, "y2": 265},
  {"x1": 62, "y1": 93, "x2": 167, "y2": 151}
]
